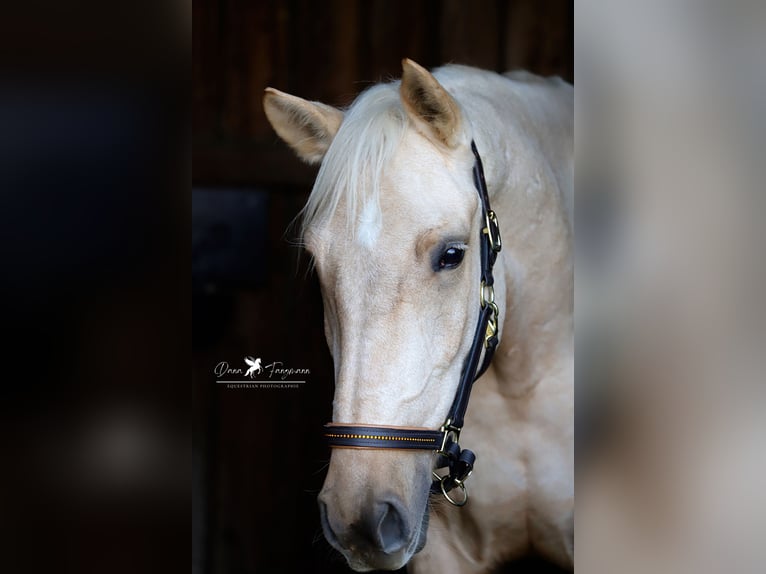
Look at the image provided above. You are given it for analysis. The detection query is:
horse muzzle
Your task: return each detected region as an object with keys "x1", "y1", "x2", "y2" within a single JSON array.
[{"x1": 317, "y1": 450, "x2": 431, "y2": 571}]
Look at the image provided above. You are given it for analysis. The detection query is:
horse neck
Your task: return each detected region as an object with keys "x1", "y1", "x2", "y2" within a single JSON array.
[{"x1": 465, "y1": 83, "x2": 573, "y2": 396}]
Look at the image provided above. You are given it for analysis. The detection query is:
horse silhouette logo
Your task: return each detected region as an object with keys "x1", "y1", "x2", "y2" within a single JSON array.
[{"x1": 244, "y1": 356, "x2": 262, "y2": 378}]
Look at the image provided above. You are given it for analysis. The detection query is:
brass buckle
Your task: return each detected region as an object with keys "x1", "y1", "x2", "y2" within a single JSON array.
[
  {"x1": 482, "y1": 210, "x2": 502, "y2": 253},
  {"x1": 479, "y1": 280, "x2": 494, "y2": 308},
  {"x1": 485, "y1": 301, "x2": 499, "y2": 347},
  {"x1": 437, "y1": 418, "x2": 461, "y2": 457},
  {"x1": 480, "y1": 281, "x2": 500, "y2": 347}
]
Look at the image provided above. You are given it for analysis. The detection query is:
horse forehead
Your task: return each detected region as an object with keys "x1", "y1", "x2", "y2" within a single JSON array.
[
  {"x1": 391, "y1": 138, "x2": 469, "y2": 188},
  {"x1": 311, "y1": 135, "x2": 476, "y2": 278},
  {"x1": 358, "y1": 165, "x2": 473, "y2": 248}
]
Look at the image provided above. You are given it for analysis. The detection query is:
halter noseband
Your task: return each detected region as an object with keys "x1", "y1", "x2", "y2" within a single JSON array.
[{"x1": 324, "y1": 140, "x2": 502, "y2": 506}]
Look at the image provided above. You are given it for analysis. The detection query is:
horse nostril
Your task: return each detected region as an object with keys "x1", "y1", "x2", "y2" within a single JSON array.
[
  {"x1": 374, "y1": 501, "x2": 408, "y2": 554},
  {"x1": 318, "y1": 499, "x2": 341, "y2": 548},
  {"x1": 319, "y1": 496, "x2": 411, "y2": 557}
]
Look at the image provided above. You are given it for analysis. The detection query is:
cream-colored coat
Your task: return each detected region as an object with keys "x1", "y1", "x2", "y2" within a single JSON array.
[{"x1": 264, "y1": 59, "x2": 573, "y2": 572}]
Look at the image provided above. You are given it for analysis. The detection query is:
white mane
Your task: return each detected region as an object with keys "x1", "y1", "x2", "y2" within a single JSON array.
[{"x1": 299, "y1": 82, "x2": 408, "y2": 241}]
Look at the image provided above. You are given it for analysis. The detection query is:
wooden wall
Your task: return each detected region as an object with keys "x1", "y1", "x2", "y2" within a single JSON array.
[
  {"x1": 192, "y1": 2, "x2": 572, "y2": 573},
  {"x1": 193, "y1": 0, "x2": 573, "y2": 187}
]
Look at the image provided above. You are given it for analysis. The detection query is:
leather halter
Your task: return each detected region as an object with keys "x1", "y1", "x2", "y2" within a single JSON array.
[{"x1": 324, "y1": 140, "x2": 502, "y2": 506}]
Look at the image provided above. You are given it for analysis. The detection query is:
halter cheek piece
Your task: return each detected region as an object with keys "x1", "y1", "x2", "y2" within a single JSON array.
[{"x1": 324, "y1": 141, "x2": 502, "y2": 507}]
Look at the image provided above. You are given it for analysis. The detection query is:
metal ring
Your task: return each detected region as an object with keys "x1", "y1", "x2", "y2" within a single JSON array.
[
  {"x1": 480, "y1": 280, "x2": 495, "y2": 308},
  {"x1": 440, "y1": 475, "x2": 469, "y2": 507}
]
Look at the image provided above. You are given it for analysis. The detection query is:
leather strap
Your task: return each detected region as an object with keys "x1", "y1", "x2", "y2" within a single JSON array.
[
  {"x1": 324, "y1": 424, "x2": 442, "y2": 450},
  {"x1": 447, "y1": 304, "x2": 496, "y2": 430},
  {"x1": 324, "y1": 140, "x2": 502, "y2": 499},
  {"x1": 445, "y1": 141, "x2": 500, "y2": 429},
  {"x1": 472, "y1": 140, "x2": 499, "y2": 287}
]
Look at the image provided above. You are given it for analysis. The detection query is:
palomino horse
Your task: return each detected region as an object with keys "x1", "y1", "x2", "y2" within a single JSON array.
[{"x1": 263, "y1": 59, "x2": 573, "y2": 572}]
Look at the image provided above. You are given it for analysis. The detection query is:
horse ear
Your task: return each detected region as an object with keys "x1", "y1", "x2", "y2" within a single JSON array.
[
  {"x1": 400, "y1": 58, "x2": 463, "y2": 148},
  {"x1": 263, "y1": 88, "x2": 344, "y2": 165}
]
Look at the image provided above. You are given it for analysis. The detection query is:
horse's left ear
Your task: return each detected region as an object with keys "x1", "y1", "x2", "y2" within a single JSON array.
[{"x1": 400, "y1": 58, "x2": 464, "y2": 148}]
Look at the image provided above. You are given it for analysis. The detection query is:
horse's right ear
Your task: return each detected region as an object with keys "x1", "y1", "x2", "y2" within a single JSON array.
[
  {"x1": 400, "y1": 58, "x2": 464, "y2": 148},
  {"x1": 263, "y1": 88, "x2": 344, "y2": 165}
]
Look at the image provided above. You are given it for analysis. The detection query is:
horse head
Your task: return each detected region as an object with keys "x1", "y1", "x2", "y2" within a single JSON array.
[{"x1": 264, "y1": 59, "x2": 506, "y2": 571}]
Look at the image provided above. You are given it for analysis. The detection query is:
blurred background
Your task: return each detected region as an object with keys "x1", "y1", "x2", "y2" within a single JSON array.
[
  {"x1": 192, "y1": 1, "x2": 572, "y2": 573},
  {"x1": 576, "y1": 1, "x2": 766, "y2": 573}
]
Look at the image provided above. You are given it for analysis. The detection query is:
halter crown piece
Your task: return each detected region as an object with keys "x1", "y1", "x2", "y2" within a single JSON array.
[{"x1": 324, "y1": 140, "x2": 502, "y2": 507}]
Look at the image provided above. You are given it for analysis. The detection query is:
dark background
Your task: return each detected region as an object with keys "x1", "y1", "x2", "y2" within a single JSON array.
[{"x1": 192, "y1": 1, "x2": 572, "y2": 572}]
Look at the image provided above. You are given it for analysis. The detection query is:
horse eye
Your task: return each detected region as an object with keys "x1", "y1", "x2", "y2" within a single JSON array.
[{"x1": 437, "y1": 246, "x2": 465, "y2": 270}]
